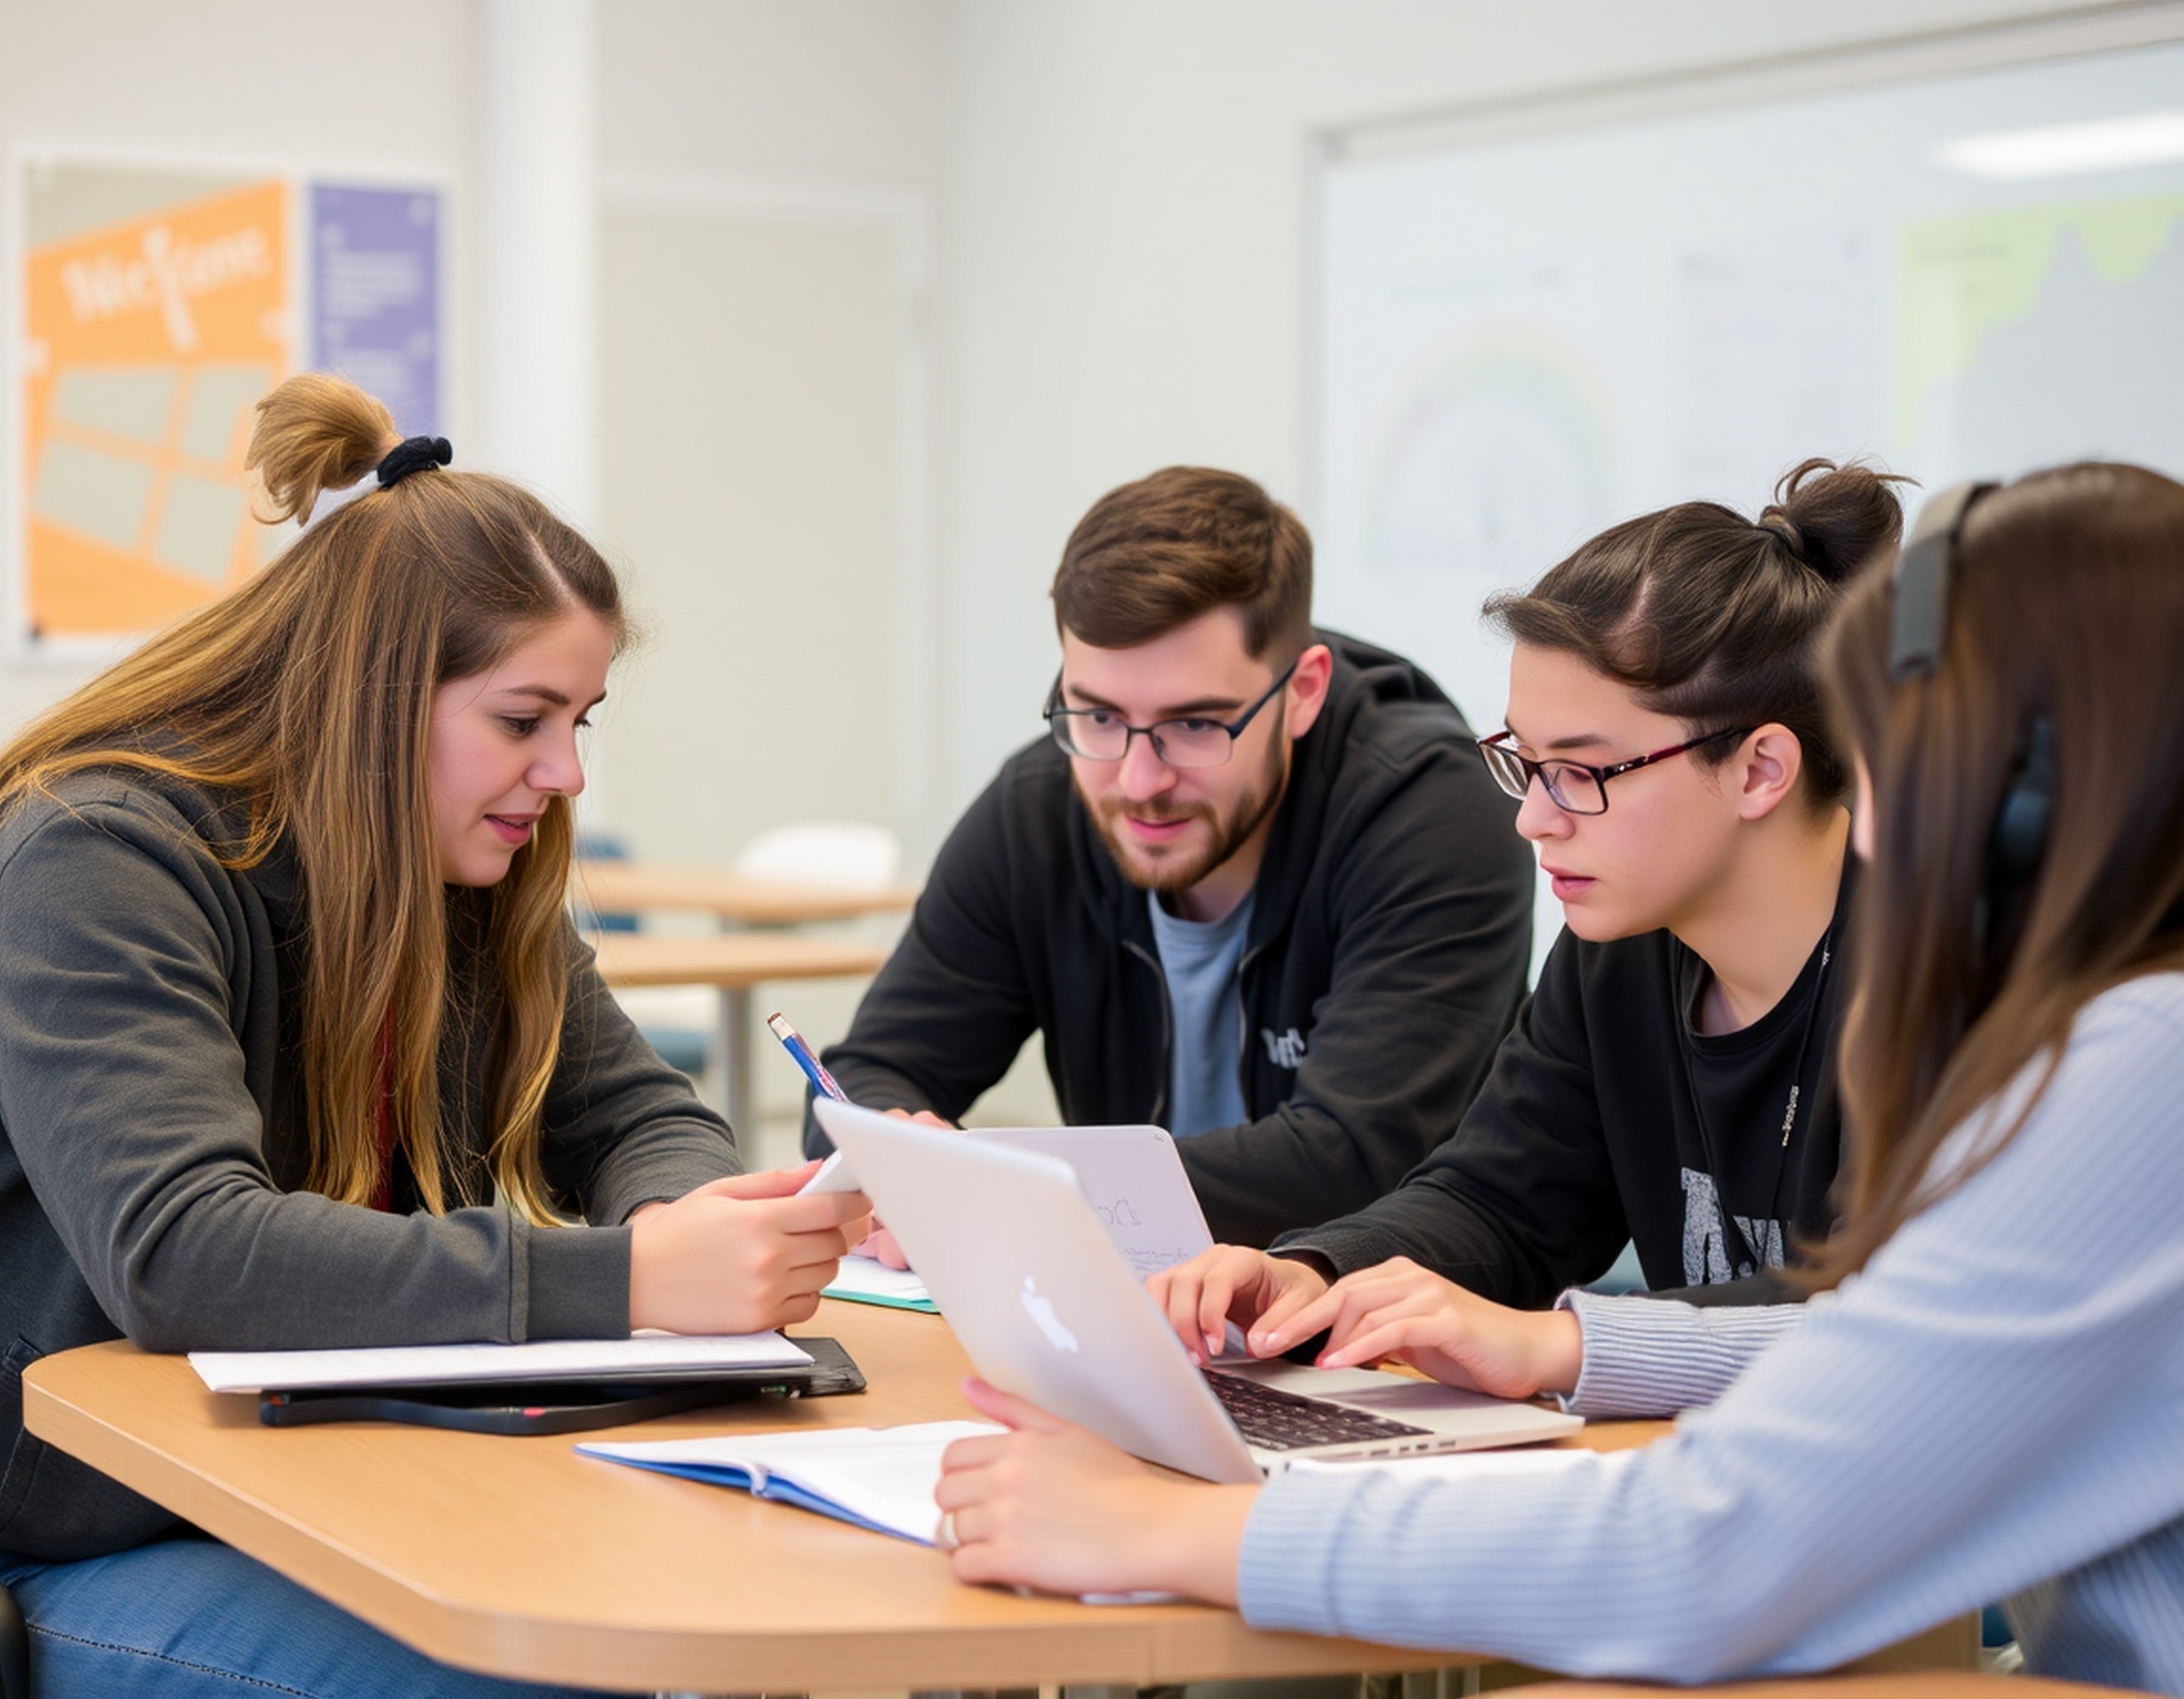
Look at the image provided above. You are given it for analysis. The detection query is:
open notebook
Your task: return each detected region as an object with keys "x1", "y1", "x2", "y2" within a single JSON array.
[{"x1": 579, "y1": 1420, "x2": 999, "y2": 1543}]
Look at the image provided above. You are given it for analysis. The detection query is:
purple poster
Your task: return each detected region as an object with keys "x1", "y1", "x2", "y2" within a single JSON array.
[{"x1": 309, "y1": 184, "x2": 441, "y2": 437}]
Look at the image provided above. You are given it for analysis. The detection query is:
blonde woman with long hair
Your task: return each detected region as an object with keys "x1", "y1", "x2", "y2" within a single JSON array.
[{"x1": 0, "y1": 375, "x2": 868, "y2": 1697}]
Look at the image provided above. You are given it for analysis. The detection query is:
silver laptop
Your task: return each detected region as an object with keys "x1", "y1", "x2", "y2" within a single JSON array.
[
  {"x1": 813, "y1": 1099, "x2": 1582, "y2": 1482},
  {"x1": 963, "y1": 1124, "x2": 1212, "y2": 1279}
]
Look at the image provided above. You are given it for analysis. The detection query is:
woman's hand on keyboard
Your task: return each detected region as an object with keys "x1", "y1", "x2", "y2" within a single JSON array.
[
  {"x1": 1266, "y1": 1257, "x2": 1583, "y2": 1400},
  {"x1": 1147, "y1": 1246, "x2": 1332, "y2": 1366}
]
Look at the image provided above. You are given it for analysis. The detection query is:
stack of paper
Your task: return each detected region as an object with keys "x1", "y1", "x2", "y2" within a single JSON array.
[
  {"x1": 579, "y1": 1420, "x2": 1000, "y2": 1542},
  {"x1": 189, "y1": 1332, "x2": 812, "y2": 1393}
]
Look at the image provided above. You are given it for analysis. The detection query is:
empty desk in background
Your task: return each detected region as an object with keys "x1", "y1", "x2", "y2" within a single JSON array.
[
  {"x1": 574, "y1": 862, "x2": 919, "y2": 930},
  {"x1": 590, "y1": 932, "x2": 890, "y2": 1139}
]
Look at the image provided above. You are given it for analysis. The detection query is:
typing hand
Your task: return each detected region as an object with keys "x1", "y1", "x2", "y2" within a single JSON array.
[
  {"x1": 934, "y1": 1377, "x2": 1253, "y2": 1603},
  {"x1": 1262, "y1": 1257, "x2": 1584, "y2": 1400},
  {"x1": 629, "y1": 1164, "x2": 873, "y2": 1335},
  {"x1": 1145, "y1": 1245, "x2": 1330, "y2": 1367}
]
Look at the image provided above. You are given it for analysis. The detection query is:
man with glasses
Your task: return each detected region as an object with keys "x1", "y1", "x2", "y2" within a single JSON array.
[{"x1": 805, "y1": 467, "x2": 1534, "y2": 1246}]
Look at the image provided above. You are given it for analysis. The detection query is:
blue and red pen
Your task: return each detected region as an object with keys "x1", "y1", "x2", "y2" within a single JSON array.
[{"x1": 766, "y1": 1010, "x2": 849, "y2": 1104}]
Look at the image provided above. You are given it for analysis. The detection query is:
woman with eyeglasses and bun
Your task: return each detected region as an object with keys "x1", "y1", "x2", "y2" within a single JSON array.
[
  {"x1": 1150, "y1": 458, "x2": 1904, "y2": 1398},
  {"x1": 937, "y1": 462, "x2": 2184, "y2": 1690},
  {"x1": 0, "y1": 374, "x2": 869, "y2": 1697}
]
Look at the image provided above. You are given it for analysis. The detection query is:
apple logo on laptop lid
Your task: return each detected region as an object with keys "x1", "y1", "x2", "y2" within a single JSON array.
[{"x1": 1019, "y1": 1276, "x2": 1079, "y2": 1353}]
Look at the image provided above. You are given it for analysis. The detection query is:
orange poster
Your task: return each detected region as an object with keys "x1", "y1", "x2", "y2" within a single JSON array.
[{"x1": 22, "y1": 177, "x2": 290, "y2": 640}]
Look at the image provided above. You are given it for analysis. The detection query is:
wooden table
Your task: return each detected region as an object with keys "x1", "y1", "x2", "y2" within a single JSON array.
[
  {"x1": 574, "y1": 862, "x2": 919, "y2": 928},
  {"x1": 23, "y1": 1302, "x2": 1663, "y2": 1696},
  {"x1": 590, "y1": 933, "x2": 891, "y2": 1139}
]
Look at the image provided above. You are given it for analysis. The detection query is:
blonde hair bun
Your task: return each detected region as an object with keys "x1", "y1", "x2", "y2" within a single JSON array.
[{"x1": 246, "y1": 373, "x2": 397, "y2": 526}]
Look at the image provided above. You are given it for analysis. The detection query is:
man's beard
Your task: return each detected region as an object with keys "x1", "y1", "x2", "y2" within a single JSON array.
[{"x1": 1079, "y1": 720, "x2": 1290, "y2": 895}]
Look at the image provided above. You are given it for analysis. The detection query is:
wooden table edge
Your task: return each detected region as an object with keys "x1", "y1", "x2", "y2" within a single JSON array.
[{"x1": 22, "y1": 1353, "x2": 1474, "y2": 1692}]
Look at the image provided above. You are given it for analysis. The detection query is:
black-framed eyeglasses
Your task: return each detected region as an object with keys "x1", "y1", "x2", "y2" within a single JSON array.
[
  {"x1": 1045, "y1": 658, "x2": 1300, "y2": 771},
  {"x1": 1476, "y1": 725, "x2": 1754, "y2": 816}
]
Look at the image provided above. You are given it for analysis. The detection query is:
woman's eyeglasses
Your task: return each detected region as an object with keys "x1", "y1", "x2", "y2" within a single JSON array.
[{"x1": 1475, "y1": 726, "x2": 1753, "y2": 815}]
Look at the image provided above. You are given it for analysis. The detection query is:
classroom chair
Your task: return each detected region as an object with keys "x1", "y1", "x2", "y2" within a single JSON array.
[{"x1": 731, "y1": 819, "x2": 900, "y2": 888}]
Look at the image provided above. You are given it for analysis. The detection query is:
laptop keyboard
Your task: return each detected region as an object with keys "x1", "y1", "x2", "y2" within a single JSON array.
[{"x1": 1205, "y1": 1369, "x2": 1433, "y2": 1452}]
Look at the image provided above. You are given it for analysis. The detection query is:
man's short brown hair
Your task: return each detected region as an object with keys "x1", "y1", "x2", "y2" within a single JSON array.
[{"x1": 1051, "y1": 467, "x2": 1313, "y2": 661}]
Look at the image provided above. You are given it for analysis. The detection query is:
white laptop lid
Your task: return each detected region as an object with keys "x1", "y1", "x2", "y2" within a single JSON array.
[
  {"x1": 815, "y1": 1099, "x2": 1261, "y2": 1484},
  {"x1": 963, "y1": 1125, "x2": 1212, "y2": 1278}
]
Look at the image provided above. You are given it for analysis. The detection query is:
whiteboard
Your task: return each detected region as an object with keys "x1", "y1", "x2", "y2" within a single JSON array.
[{"x1": 1309, "y1": 29, "x2": 2184, "y2": 967}]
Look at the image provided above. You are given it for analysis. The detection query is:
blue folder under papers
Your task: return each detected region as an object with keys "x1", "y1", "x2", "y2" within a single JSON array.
[{"x1": 578, "y1": 1420, "x2": 997, "y2": 1543}]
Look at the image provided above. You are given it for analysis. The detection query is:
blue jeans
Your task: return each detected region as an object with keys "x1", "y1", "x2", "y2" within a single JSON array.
[{"x1": 0, "y1": 1535, "x2": 618, "y2": 1698}]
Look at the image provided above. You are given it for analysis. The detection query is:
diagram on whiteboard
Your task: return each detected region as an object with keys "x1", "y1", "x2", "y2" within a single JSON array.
[
  {"x1": 1363, "y1": 327, "x2": 1616, "y2": 584},
  {"x1": 1312, "y1": 37, "x2": 2184, "y2": 977},
  {"x1": 1898, "y1": 192, "x2": 2184, "y2": 481},
  {"x1": 1315, "y1": 39, "x2": 2184, "y2": 746}
]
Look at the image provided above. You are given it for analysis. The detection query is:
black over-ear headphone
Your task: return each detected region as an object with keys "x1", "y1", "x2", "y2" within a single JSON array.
[{"x1": 1890, "y1": 480, "x2": 2057, "y2": 919}]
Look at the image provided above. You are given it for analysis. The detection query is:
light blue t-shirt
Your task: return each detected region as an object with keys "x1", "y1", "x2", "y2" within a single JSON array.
[{"x1": 1146, "y1": 890, "x2": 1255, "y2": 1139}]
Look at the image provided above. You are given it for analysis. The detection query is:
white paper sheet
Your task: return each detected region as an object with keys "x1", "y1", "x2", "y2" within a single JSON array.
[
  {"x1": 822, "y1": 1255, "x2": 936, "y2": 1309},
  {"x1": 189, "y1": 1331, "x2": 812, "y2": 1394}
]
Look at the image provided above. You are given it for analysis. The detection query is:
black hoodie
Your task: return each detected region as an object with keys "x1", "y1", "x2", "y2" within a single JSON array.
[{"x1": 807, "y1": 630, "x2": 1537, "y2": 1246}]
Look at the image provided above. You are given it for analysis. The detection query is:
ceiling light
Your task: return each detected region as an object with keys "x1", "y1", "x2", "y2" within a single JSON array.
[{"x1": 1935, "y1": 111, "x2": 2184, "y2": 180}]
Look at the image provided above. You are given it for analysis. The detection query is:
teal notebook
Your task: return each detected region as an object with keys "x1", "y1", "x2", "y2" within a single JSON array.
[{"x1": 823, "y1": 1257, "x2": 939, "y2": 1314}]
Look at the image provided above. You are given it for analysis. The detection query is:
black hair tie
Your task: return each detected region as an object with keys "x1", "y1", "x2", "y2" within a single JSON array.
[
  {"x1": 377, "y1": 435, "x2": 453, "y2": 489},
  {"x1": 1756, "y1": 509, "x2": 1805, "y2": 559}
]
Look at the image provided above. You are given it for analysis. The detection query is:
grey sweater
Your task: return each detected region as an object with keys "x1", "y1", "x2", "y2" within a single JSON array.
[
  {"x1": 0, "y1": 772, "x2": 740, "y2": 1558},
  {"x1": 1241, "y1": 974, "x2": 2184, "y2": 1691}
]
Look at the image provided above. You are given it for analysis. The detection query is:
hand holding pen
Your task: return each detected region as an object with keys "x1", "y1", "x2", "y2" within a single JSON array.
[{"x1": 770, "y1": 1010, "x2": 912, "y2": 1268}]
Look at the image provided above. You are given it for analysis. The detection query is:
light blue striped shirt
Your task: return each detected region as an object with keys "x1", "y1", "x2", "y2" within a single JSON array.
[{"x1": 1239, "y1": 973, "x2": 2184, "y2": 1692}]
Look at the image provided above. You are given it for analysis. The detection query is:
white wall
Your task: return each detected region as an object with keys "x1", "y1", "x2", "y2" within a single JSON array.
[
  {"x1": 593, "y1": 0, "x2": 948, "y2": 861},
  {"x1": 934, "y1": 0, "x2": 2074, "y2": 817},
  {"x1": 598, "y1": 0, "x2": 946, "y2": 189}
]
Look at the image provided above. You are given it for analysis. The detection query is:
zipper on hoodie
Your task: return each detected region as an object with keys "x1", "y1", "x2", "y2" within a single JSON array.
[
  {"x1": 1122, "y1": 938, "x2": 1171, "y2": 1127},
  {"x1": 1233, "y1": 939, "x2": 1270, "y2": 1115}
]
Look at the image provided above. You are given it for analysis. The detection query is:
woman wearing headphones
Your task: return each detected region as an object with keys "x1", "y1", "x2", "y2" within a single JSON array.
[
  {"x1": 0, "y1": 374, "x2": 869, "y2": 1697},
  {"x1": 937, "y1": 462, "x2": 2184, "y2": 1692}
]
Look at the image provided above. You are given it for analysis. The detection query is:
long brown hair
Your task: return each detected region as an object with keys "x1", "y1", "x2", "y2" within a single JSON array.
[
  {"x1": 0, "y1": 373, "x2": 623, "y2": 1223},
  {"x1": 1810, "y1": 462, "x2": 2184, "y2": 1283},
  {"x1": 1485, "y1": 459, "x2": 1907, "y2": 810}
]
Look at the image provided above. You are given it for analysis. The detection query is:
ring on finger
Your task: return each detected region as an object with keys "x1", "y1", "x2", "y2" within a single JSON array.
[{"x1": 938, "y1": 1509, "x2": 959, "y2": 1548}]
